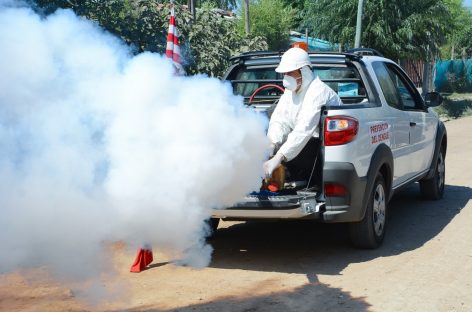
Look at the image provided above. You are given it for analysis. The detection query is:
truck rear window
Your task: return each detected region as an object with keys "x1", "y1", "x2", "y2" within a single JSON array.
[
  {"x1": 234, "y1": 68, "x2": 282, "y2": 98},
  {"x1": 229, "y1": 65, "x2": 367, "y2": 104}
]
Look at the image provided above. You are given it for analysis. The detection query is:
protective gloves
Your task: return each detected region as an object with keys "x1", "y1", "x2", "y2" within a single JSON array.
[{"x1": 263, "y1": 153, "x2": 285, "y2": 179}]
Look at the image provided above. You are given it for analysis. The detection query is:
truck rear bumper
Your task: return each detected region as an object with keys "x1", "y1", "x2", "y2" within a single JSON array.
[
  {"x1": 322, "y1": 162, "x2": 367, "y2": 223},
  {"x1": 211, "y1": 162, "x2": 368, "y2": 223},
  {"x1": 212, "y1": 193, "x2": 323, "y2": 220}
]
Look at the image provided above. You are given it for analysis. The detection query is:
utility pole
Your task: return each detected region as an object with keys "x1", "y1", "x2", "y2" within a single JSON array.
[
  {"x1": 422, "y1": 45, "x2": 432, "y2": 94},
  {"x1": 354, "y1": 0, "x2": 364, "y2": 48},
  {"x1": 191, "y1": 0, "x2": 195, "y2": 20},
  {"x1": 244, "y1": 0, "x2": 250, "y2": 35},
  {"x1": 187, "y1": 0, "x2": 196, "y2": 20}
]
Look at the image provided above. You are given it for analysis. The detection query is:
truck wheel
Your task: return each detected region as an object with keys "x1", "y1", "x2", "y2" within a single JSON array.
[
  {"x1": 419, "y1": 148, "x2": 445, "y2": 200},
  {"x1": 349, "y1": 172, "x2": 387, "y2": 249}
]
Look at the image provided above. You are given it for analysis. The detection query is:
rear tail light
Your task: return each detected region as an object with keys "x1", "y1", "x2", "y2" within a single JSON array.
[
  {"x1": 324, "y1": 183, "x2": 348, "y2": 197},
  {"x1": 324, "y1": 116, "x2": 358, "y2": 146}
]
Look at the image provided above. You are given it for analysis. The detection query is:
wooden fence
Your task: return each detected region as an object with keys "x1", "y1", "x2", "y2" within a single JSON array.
[{"x1": 400, "y1": 59, "x2": 425, "y2": 88}]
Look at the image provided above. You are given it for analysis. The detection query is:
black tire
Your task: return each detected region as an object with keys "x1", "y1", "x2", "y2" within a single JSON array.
[
  {"x1": 349, "y1": 172, "x2": 387, "y2": 249},
  {"x1": 419, "y1": 147, "x2": 445, "y2": 200}
]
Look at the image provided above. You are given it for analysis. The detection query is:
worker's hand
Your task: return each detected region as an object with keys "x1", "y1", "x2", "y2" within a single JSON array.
[{"x1": 263, "y1": 153, "x2": 285, "y2": 178}]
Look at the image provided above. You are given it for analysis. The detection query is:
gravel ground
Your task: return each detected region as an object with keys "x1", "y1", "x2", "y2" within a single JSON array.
[{"x1": 1, "y1": 116, "x2": 471, "y2": 312}]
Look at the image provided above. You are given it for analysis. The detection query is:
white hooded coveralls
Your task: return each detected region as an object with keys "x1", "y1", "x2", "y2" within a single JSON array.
[{"x1": 267, "y1": 66, "x2": 343, "y2": 161}]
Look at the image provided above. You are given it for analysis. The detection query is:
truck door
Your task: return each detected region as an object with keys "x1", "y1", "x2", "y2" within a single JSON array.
[
  {"x1": 383, "y1": 63, "x2": 437, "y2": 176},
  {"x1": 371, "y1": 62, "x2": 412, "y2": 186}
]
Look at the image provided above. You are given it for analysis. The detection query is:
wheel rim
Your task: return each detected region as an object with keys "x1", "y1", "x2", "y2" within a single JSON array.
[
  {"x1": 372, "y1": 184, "x2": 386, "y2": 237},
  {"x1": 437, "y1": 152, "x2": 445, "y2": 190}
]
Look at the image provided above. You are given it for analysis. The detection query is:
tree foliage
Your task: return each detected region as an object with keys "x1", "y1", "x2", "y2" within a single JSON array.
[
  {"x1": 237, "y1": 0, "x2": 294, "y2": 51},
  {"x1": 455, "y1": 19, "x2": 472, "y2": 57},
  {"x1": 32, "y1": 0, "x2": 267, "y2": 77},
  {"x1": 301, "y1": 0, "x2": 455, "y2": 60},
  {"x1": 199, "y1": 0, "x2": 238, "y2": 10},
  {"x1": 440, "y1": 0, "x2": 472, "y2": 58},
  {"x1": 184, "y1": 5, "x2": 265, "y2": 75},
  {"x1": 280, "y1": 0, "x2": 304, "y2": 28},
  {"x1": 33, "y1": 0, "x2": 472, "y2": 72}
]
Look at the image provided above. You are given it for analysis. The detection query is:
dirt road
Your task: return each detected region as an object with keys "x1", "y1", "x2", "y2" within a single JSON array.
[{"x1": 1, "y1": 116, "x2": 472, "y2": 312}]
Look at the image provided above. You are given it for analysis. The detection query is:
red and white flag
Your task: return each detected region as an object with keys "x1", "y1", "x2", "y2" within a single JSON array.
[{"x1": 166, "y1": 5, "x2": 185, "y2": 75}]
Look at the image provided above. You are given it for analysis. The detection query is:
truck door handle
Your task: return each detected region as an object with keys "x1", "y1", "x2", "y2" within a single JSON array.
[{"x1": 410, "y1": 122, "x2": 417, "y2": 127}]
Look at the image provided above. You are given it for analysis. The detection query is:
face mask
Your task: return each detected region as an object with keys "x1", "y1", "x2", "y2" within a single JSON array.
[{"x1": 283, "y1": 75, "x2": 301, "y2": 91}]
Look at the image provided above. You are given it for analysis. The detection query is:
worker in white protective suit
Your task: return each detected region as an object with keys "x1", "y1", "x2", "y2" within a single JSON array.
[{"x1": 264, "y1": 48, "x2": 343, "y2": 185}]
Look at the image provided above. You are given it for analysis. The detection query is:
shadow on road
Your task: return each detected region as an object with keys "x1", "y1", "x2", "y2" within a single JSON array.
[
  {"x1": 127, "y1": 275, "x2": 370, "y2": 312},
  {"x1": 208, "y1": 183, "x2": 470, "y2": 277},
  {"x1": 168, "y1": 278, "x2": 370, "y2": 312},
  {"x1": 127, "y1": 184, "x2": 469, "y2": 312}
]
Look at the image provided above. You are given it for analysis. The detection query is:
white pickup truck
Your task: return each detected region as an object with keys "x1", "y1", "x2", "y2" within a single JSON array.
[{"x1": 211, "y1": 48, "x2": 447, "y2": 248}]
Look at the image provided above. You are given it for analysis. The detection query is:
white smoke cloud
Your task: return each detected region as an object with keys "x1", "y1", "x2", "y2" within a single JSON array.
[{"x1": 0, "y1": 2, "x2": 269, "y2": 278}]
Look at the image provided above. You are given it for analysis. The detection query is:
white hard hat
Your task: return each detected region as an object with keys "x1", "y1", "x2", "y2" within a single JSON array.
[{"x1": 275, "y1": 48, "x2": 311, "y2": 73}]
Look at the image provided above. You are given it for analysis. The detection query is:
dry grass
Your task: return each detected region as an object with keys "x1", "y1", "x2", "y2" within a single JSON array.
[{"x1": 435, "y1": 93, "x2": 472, "y2": 119}]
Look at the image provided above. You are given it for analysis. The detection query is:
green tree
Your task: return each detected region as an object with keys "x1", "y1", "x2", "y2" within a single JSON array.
[
  {"x1": 199, "y1": 0, "x2": 238, "y2": 10},
  {"x1": 455, "y1": 22, "x2": 472, "y2": 58},
  {"x1": 32, "y1": 0, "x2": 267, "y2": 77},
  {"x1": 280, "y1": 0, "x2": 305, "y2": 30},
  {"x1": 237, "y1": 0, "x2": 295, "y2": 51},
  {"x1": 440, "y1": 0, "x2": 472, "y2": 58},
  {"x1": 182, "y1": 6, "x2": 266, "y2": 75},
  {"x1": 301, "y1": 0, "x2": 454, "y2": 60}
]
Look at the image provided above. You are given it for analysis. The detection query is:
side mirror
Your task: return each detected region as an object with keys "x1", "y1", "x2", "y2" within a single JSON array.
[{"x1": 424, "y1": 92, "x2": 443, "y2": 107}]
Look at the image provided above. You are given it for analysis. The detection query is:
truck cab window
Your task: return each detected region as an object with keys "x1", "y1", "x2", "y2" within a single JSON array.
[
  {"x1": 373, "y1": 62, "x2": 424, "y2": 111},
  {"x1": 372, "y1": 62, "x2": 403, "y2": 110},
  {"x1": 385, "y1": 64, "x2": 423, "y2": 111}
]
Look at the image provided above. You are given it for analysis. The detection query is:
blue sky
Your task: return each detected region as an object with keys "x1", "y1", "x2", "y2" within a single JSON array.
[{"x1": 464, "y1": 0, "x2": 472, "y2": 7}]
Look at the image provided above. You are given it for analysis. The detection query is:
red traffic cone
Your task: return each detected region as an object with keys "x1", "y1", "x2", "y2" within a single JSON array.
[{"x1": 130, "y1": 245, "x2": 153, "y2": 273}]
